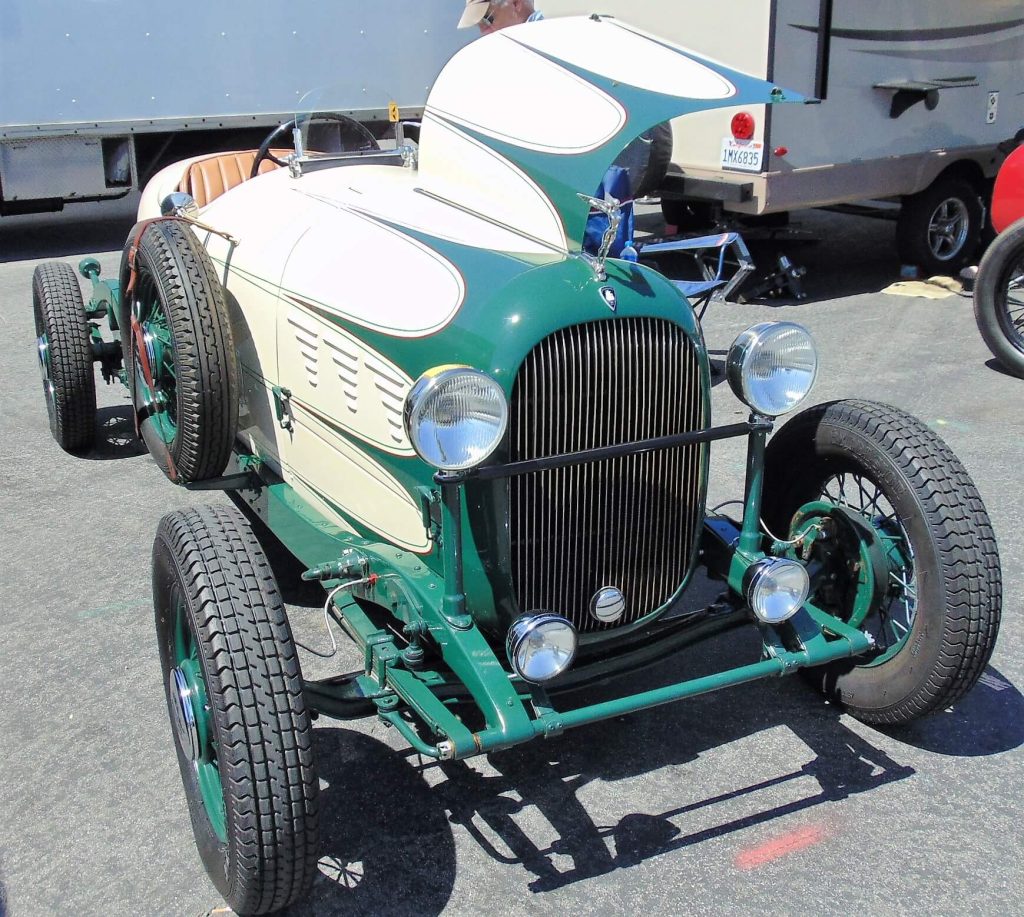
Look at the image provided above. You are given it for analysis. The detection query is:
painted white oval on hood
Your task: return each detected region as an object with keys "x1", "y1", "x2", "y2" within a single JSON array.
[
  {"x1": 508, "y1": 17, "x2": 737, "y2": 100},
  {"x1": 281, "y1": 202, "x2": 465, "y2": 337},
  {"x1": 425, "y1": 33, "x2": 625, "y2": 155}
]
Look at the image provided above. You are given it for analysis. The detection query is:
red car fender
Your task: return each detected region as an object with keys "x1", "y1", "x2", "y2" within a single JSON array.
[{"x1": 992, "y1": 144, "x2": 1024, "y2": 234}]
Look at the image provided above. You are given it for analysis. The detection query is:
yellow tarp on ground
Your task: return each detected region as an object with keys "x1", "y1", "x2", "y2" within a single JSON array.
[{"x1": 882, "y1": 276, "x2": 963, "y2": 298}]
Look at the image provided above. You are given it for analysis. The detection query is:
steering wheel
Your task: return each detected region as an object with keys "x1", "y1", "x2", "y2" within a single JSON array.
[{"x1": 250, "y1": 112, "x2": 381, "y2": 178}]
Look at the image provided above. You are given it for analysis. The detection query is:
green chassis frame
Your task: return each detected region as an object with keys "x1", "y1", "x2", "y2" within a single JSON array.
[{"x1": 79, "y1": 259, "x2": 876, "y2": 763}]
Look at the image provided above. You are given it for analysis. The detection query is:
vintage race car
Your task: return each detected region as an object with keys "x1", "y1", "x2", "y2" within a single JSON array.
[{"x1": 31, "y1": 16, "x2": 1001, "y2": 916}]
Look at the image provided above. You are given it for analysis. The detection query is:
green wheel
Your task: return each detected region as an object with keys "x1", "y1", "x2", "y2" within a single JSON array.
[
  {"x1": 32, "y1": 261, "x2": 96, "y2": 452},
  {"x1": 153, "y1": 505, "x2": 320, "y2": 915},
  {"x1": 762, "y1": 400, "x2": 1001, "y2": 726},
  {"x1": 121, "y1": 220, "x2": 238, "y2": 483}
]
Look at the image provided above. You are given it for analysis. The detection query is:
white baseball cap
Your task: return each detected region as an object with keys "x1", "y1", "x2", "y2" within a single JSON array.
[{"x1": 458, "y1": 0, "x2": 492, "y2": 29}]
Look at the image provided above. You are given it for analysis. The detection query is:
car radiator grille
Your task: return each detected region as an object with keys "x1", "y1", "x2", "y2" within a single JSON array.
[{"x1": 508, "y1": 317, "x2": 706, "y2": 633}]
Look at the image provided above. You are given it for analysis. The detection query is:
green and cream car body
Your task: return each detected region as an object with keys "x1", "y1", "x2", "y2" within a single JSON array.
[{"x1": 31, "y1": 16, "x2": 1000, "y2": 916}]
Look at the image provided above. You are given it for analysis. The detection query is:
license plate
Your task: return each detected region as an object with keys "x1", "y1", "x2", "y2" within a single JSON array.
[{"x1": 720, "y1": 138, "x2": 763, "y2": 172}]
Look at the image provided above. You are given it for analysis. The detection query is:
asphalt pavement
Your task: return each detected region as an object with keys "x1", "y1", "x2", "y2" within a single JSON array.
[{"x1": 1, "y1": 202, "x2": 1021, "y2": 917}]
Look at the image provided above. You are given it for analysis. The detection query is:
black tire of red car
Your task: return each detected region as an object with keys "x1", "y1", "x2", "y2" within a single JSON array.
[
  {"x1": 896, "y1": 174, "x2": 984, "y2": 275},
  {"x1": 973, "y1": 216, "x2": 1024, "y2": 378},
  {"x1": 31, "y1": 261, "x2": 97, "y2": 452},
  {"x1": 153, "y1": 504, "x2": 320, "y2": 916},
  {"x1": 761, "y1": 399, "x2": 1001, "y2": 726},
  {"x1": 119, "y1": 220, "x2": 238, "y2": 483}
]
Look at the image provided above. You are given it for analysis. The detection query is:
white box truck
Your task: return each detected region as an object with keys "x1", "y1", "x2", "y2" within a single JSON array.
[
  {"x1": 0, "y1": 1, "x2": 469, "y2": 217},
  {"x1": 543, "y1": 0, "x2": 1024, "y2": 273}
]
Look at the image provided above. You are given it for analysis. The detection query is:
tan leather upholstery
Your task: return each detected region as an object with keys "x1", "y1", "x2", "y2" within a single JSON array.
[{"x1": 178, "y1": 149, "x2": 290, "y2": 208}]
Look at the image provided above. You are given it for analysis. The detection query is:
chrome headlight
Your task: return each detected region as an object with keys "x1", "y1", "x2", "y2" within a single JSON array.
[
  {"x1": 506, "y1": 614, "x2": 578, "y2": 683},
  {"x1": 404, "y1": 366, "x2": 508, "y2": 471},
  {"x1": 726, "y1": 321, "x2": 818, "y2": 417},
  {"x1": 744, "y1": 557, "x2": 810, "y2": 624}
]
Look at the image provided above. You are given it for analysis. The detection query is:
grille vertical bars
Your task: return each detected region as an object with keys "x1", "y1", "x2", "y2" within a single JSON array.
[{"x1": 508, "y1": 318, "x2": 706, "y2": 633}]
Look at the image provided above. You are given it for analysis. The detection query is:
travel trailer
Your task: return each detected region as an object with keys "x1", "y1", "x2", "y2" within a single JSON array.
[{"x1": 544, "y1": 0, "x2": 1024, "y2": 273}]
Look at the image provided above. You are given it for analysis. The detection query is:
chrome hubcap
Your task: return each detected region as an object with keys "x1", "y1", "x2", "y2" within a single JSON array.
[
  {"x1": 927, "y1": 198, "x2": 969, "y2": 261},
  {"x1": 37, "y1": 335, "x2": 56, "y2": 410},
  {"x1": 169, "y1": 666, "x2": 201, "y2": 763}
]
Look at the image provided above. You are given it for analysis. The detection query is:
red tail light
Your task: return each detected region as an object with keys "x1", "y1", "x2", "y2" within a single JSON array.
[{"x1": 731, "y1": 112, "x2": 755, "y2": 140}]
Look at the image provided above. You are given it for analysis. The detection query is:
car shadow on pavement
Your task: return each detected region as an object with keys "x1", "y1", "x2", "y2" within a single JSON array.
[
  {"x1": 285, "y1": 728, "x2": 458, "y2": 917},
  {"x1": 435, "y1": 675, "x2": 915, "y2": 893},
  {"x1": 878, "y1": 666, "x2": 1024, "y2": 757},
  {"x1": 0, "y1": 215, "x2": 134, "y2": 263},
  {"x1": 79, "y1": 404, "x2": 148, "y2": 460},
  {"x1": 289, "y1": 640, "x2": 922, "y2": 912}
]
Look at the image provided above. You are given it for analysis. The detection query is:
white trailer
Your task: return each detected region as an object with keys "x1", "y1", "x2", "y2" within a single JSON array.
[
  {"x1": 543, "y1": 0, "x2": 1024, "y2": 273},
  {"x1": 0, "y1": 1, "x2": 469, "y2": 217}
]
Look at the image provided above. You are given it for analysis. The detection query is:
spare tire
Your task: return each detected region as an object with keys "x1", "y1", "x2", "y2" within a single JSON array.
[
  {"x1": 635, "y1": 121, "x2": 673, "y2": 199},
  {"x1": 611, "y1": 122, "x2": 674, "y2": 201},
  {"x1": 119, "y1": 220, "x2": 238, "y2": 483}
]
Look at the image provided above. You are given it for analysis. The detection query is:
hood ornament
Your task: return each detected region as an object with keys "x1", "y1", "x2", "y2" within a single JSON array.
[{"x1": 577, "y1": 191, "x2": 622, "y2": 282}]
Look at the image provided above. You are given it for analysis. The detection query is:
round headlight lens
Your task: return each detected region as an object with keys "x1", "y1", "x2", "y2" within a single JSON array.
[
  {"x1": 746, "y1": 558, "x2": 810, "y2": 624},
  {"x1": 726, "y1": 321, "x2": 818, "y2": 416},
  {"x1": 506, "y1": 614, "x2": 578, "y2": 683},
  {"x1": 404, "y1": 366, "x2": 508, "y2": 471}
]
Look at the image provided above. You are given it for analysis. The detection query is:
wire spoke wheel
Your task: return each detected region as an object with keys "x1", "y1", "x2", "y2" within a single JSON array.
[
  {"x1": 974, "y1": 217, "x2": 1024, "y2": 378},
  {"x1": 818, "y1": 471, "x2": 917, "y2": 664},
  {"x1": 763, "y1": 400, "x2": 1000, "y2": 726}
]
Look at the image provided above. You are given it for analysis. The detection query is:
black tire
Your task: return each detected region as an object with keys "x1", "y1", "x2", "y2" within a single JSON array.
[
  {"x1": 153, "y1": 504, "x2": 320, "y2": 915},
  {"x1": 762, "y1": 400, "x2": 1001, "y2": 726},
  {"x1": 974, "y1": 216, "x2": 1024, "y2": 378},
  {"x1": 120, "y1": 220, "x2": 238, "y2": 483},
  {"x1": 897, "y1": 175, "x2": 984, "y2": 275},
  {"x1": 660, "y1": 197, "x2": 716, "y2": 232},
  {"x1": 31, "y1": 261, "x2": 97, "y2": 452}
]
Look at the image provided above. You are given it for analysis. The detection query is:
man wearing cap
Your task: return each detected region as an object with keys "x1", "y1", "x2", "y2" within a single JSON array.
[{"x1": 458, "y1": 0, "x2": 543, "y2": 34}]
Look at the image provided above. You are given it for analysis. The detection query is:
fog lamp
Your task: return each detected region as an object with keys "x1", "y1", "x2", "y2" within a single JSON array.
[
  {"x1": 506, "y1": 614, "x2": 578, "y2": 683},
  {"x1": 726, "y1": 321, "x2": 818, "y2": 416},
  {"x1": 744, "y1": 557, "x2": 810, "y2": 624},
  {"x1": 404, "y1": 366, "x2": 508, "y2": 471}
]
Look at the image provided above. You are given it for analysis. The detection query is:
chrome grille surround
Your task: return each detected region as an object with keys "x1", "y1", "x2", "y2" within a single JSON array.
[{"x1": 508, "y1": 317, "x2": 707, "y2": 633}]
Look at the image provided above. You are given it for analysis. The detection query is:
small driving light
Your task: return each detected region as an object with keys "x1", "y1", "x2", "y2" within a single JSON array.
[
  {"x1": 160, "y1": 191, "x2": 199, "y2": 219},
  {"x1": 506, "y1": 614, "x2": 578, "y2": 683},
  {"x1": 745, "y1": 558, "x2": 810, "y2": 624},
  {"x1": 404, "y1": 366, "x2": 508, "y2": 471},
  {"x1": 726, "y1": 321, "x2": 818, "y2": 417}
]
